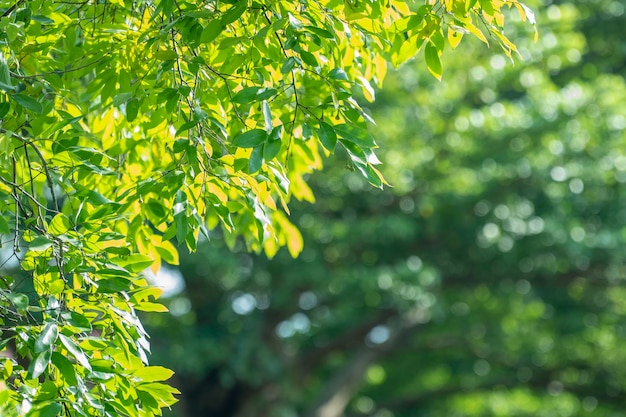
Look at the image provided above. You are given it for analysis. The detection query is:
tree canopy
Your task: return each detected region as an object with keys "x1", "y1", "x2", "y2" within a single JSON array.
[
  {"x1": 140, "y1": 0, "x2": 626, "y2": 416},
  {"x1": 0, "y1": 0, "x2": 534, "y2": 416}
]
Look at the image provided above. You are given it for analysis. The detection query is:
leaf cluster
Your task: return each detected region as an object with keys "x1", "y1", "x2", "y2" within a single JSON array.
[{"x1": 0, "y1": 0, "x2": 533, "y2": 415}]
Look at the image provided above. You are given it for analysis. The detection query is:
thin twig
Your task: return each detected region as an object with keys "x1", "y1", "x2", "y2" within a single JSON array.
[
  {"x1": 263, "y1": 9, "x2": 301, "y2": 165},
  {"x1": 11, "y1": 157, "x2": 20, "y2": 255},
  {"x1": 0, "y1": 0, "x2": 26, "y2": 18},
  {"x1": 26, "y1": 142, "x2": 60, "y2": 212},
  {"x1": 9, "y1": 57, "x2": 104, "y2": 80}
]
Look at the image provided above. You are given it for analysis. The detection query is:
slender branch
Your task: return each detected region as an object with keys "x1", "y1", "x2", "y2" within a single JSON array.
[
  {"x1": 0, "y1": 0, "x2": 26, "y2": 18},
  {"x1": 26, "y1": 141, "x2": 59, "y2": 213},
  {"x1": 263, "y1": 9, "x2": 300, "y2": 165},
  {"x1": 2, "y1": 128, "x2": 60, "y2": 214},
  {"x1": 22, "y1": 145, "x2": 45, "y2": 227},
  {"x1": 202, "y1": 65, "x2": 246, "y2": 124},
  {"x1": 11, "y1": 157, "x2": 20, "y2": 255},
  {"x1": 297, "y1": 309, "x2": 397, "y2": 375},
  {"x1": 305, "y1": 311, "x2": 423, "y2": 417},
  {"x1": 306, "y1": 347, "x2": 379, "y2": 417},
  {"x1": 9, "y1": 57, "x2": 105, "y2": 80},
  {"x1": 0, "y1": 175, "x2": 60, "y2": 216}
]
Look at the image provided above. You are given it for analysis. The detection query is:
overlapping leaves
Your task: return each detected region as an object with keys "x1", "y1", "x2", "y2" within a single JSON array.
[{"x1": 0, "y1": 0, "x2": 533, "y2": 415}]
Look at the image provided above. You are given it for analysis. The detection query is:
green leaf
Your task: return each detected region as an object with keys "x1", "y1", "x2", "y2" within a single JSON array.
[
  {"x1": 263, "y1": 126, "x2": 282, "y2": 160},
  {"x1": 0, "y1": 53, "x2": 11, "y2": 88},
  {"x1": 104, "y1": 246, "x2": 131, "y2": 256},
  {"x1": 113, "y1": 254, "x2": 155, "y2": 272},
  {"x1": 155, "y1": 241, "x2": 179, "y2": 264},
  {"x1": 135, "y1": 302, "x2": 169, "y2": 312},
  {"x1": 14, "y1": 8, "x2": 30, "y2": 26},
  {"x1": 329, "y1": 68, "x2": 349, "y2": 80},
  {"x1": 288, "y1": 13, "x2": 304, "y2": 29},
  {"x1": 154, "y1": 50, "x2": 178, "y2": 61},
  {"x1": 137, "y1": 390, "x2": 160, "y2": 411},
  {"x1": 193, "y1": 106, "x2": 207, "y2": 121},
  {"x1": 358, "y1": 76, "x2": 375, "y2": 101},
  {"x1": 174, "y1": 212, "x2": 188, "y2": 246},
  {"x1": 281, "y1": 57, "x2": 299, "y2": 74},
  {"x1": 0, "y1": 215, "x2": 10, "y2": 234},
  {"x1": 136, "y1": 382, "x2": 180, "y2": 407},
  {"x1": 158, "y1": 0, "x2": 174, "y2": 16},
  {"x1": 233, "y1": 129, "x2": 267, "y2": 148},
  {"x1": 28, "y1": 350, "x2": 51, "y2": 379},
  {"x1": 221, "y1": 1, "x2": 246, "y2": 25},
  {"x1": 334, "y1": 124, "x2": 375, "y2": 147},
  {"x1": 145, "y1": 199, "x2": 168, "y2": 222},
  {"x1": 97, "y1": 277, "x2": 132, "y2": 293},
  {"x1": 26, "y1": 402, "x2": 62, "y2": 417},
  {"x1": 133, "y1": 366, "x2": 175, "y2": 383},
  {"x1": 126, "y1": 98, "x2": 139, "y2": 122},
  {"x1": 36, "y1": 381, "x2": 58, "y2": 401},
  {"x1": 61, "y1": 311, "x2": 92, "y2": 331},
  {"x1": 300, "y1": 50, "x2": 319, "y2": 67},
  {"x1": 256, "y1": 88, "x2": 278, "y2": 101},
  {"x1": 11, "y1": 93, "x2": 43, "y2": 113},
  {"x1": 48, "y1": 213, "x2": 72, "y2": 235},
  {"x1": 178, "y1": 84, "x2": 191, "y2": 98},
  {"x1": 97, "y1": 266, "x2": 132, "y2": 278},
  {"x1": 340, "y1": 138, "x2": 367, "y2": 164},
  {"x1": 0, "y1": 102, "x2": 10, "y2": 119},
  {"x1": 304, "y1": 26, "x2": 335, "y2": 39},
  {"x1": 59, "y1": 334, "x2": 91, "y2": 371},
  {"x1": 175, "y1": 119, "x2": 200, "y2": 135},
  {"x1": 7, "y1": 293, "x2": 28, "y2": 313},
  {"x1": 318, "y1": 121, "x2": 337, "y2": 151},
  {"x1": 165, "y1": 95, "x2": 180, "y2": 113},
  {"x1": 359, "y1": 162, "x2": 385, "y2": 189},
  {"x1": 0, "y1": 82, "x2": 16, "y2": 93},
  {"x1": 172, "y1": 138, "x2": 188, "y2": 153},
  {"x1": 262, "y1": 100, "x2": 273, "y2": 132},
  {"x1": 35, "y1": 322, "x2": 58, "y2": 353},
  {"x1": 112, "y1": 92, "x2": 133, "y2": 107},
  {"x1": 52, "y1": 352, "x2": 78, "y2": 386},
  {"x1": 232, "y1": 87, "x2": 260, "y2": 104},
  {"x1": 201, "y1": 19, "x2": 223, "y2": 44},
  {"x1": 248, "y1": 145, "x2": 263, "y2": 174},
  {"x1": 425, "y1": 41, "x2": 442, "y2": 80},
  {"x1": 31, "y1": 15, "x2": 55, "y2": 25},
  {"x1": 519, "y1": 2, "x2": 536, "y2": 25}
]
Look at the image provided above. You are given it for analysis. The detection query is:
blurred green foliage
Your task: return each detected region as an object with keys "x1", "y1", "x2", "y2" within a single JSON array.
[{"x1": 145, "y1": 0, "x2": 626, "y2": 416}]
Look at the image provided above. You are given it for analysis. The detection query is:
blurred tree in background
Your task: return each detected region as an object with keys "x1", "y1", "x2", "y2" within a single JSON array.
[{"x1": 145, "y1": 0, "x2": 626, "y2": 416}]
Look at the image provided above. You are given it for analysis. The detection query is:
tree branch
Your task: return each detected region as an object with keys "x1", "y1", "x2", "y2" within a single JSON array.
[
  {"x1": 1, "y1": 0, "x2": 25, "y2": 18},
  {"x1": 304, "y1": 310, "x2": 424, "y2": 417}
]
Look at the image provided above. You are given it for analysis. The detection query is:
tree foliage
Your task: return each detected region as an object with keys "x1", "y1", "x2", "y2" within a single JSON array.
[
  {"x1": 0, "y1": 0, "x2": 534, "y2": 416},
  {"x1": 141, "y1": 1, "x2": 626, "y2": 416}
]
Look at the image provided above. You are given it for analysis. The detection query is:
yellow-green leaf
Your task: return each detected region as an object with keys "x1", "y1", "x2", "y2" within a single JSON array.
[
  {"x1": 133, "y1": 366, "x2": 175, "y2": 382},
  {"x1": 425, "y1": 42, "x2": 442, "y2": 80},
  {"x1": 155, "y1": 241, "x2": 179, "y2": 265},
  {"x1": 135, "y1": 302, "x2": 169, "y2": 313},
  {"x1": 48, "y1": 213, "x2": 72, "y2": 235}
]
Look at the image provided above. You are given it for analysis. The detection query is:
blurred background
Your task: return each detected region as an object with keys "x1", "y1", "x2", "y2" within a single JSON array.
[{"x1": 144, "y1": 1, "x2": 626, "y2": 416}]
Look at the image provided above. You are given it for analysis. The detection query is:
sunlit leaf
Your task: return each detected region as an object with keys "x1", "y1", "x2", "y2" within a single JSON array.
[
  {"x1": 425, "y1": 41, "x2": 443, "y2": 80},
  {"x1": 48, "y1": 213, "x2": 72, "y2": 235},
  {"x1": 28, "y1": 350, "x2": 51, "y2": 379},
  {"x1": 133, "y1": 366, "x2": 174, "y2": 382},
  {"x1": 233, "y1": 129, "x2": 267, "y2": 148},
  {"x1": 11, "y1": 93, "x2": 43, "y2": 113},
  {"x1": 35, "y1": 322, "x2": 58, "y2": 353},
  {"x1": 0, "y1": 0, "x2": 532, "y2": 413},
  {"x1": 318, "y1": 121, "x2": 337, "y2": 151}
]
